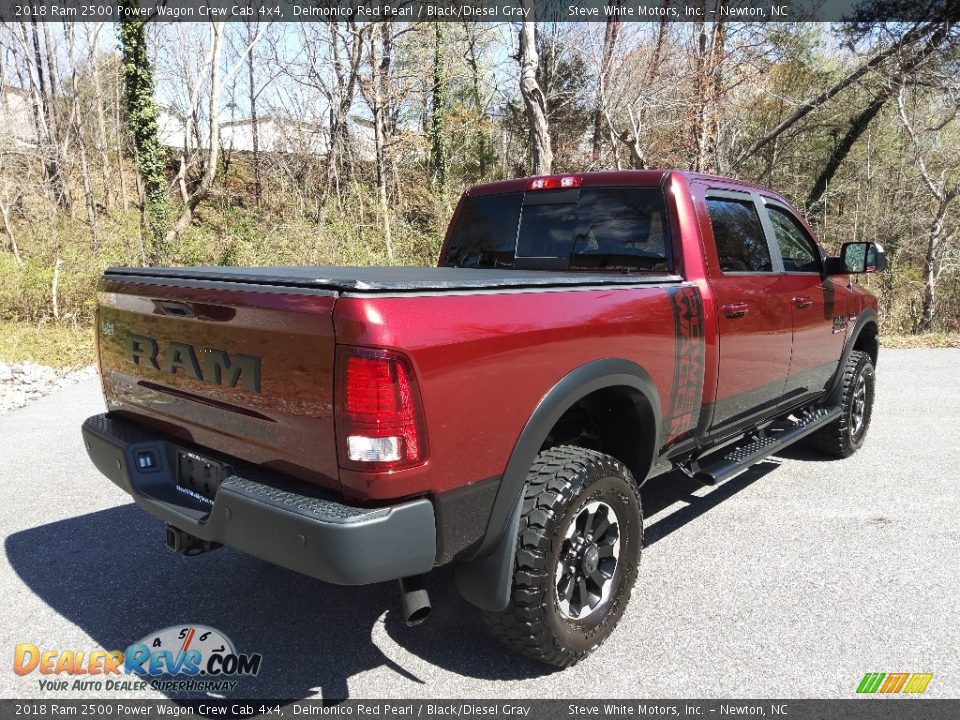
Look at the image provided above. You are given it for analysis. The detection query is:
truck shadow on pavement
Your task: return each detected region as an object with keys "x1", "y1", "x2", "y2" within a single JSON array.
[
  {"x1": 5, "y1": 461, "x2": 779, "y2": 702},
  {"x1": 641, "y1": 461, "x2": 780, "y2": 545},
  {"x1": 5, "y1": 504, "x2": 544, "y2": 701}
]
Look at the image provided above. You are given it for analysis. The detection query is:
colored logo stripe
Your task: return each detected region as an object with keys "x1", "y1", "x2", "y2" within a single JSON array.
[
  {"x1": 857, "y1": 673, "x2": 885, "y2": 693},
  {"x1": 879, "y1": 673, "x2": 909, "y2": 693},
  {"x1": 903, "y1": 673, "x2": 934, "y2": 694},
  {"x1": 857, "y1": 672, "x2": 932, "y2": 694}
]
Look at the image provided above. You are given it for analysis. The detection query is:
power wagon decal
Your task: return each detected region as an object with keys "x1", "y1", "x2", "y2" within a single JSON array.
[{"x1": 665, "y1": 286, "x2": 705, "y2": 440}]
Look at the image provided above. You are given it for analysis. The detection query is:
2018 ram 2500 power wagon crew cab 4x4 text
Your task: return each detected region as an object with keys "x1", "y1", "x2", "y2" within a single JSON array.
[{"x1": 82, "y1": 170, "x2": 887, "y2": 667}]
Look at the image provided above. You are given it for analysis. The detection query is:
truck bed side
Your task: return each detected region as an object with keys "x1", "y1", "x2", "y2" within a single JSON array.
[{"x1": 333, "y1": 281, "x2": 704, "y2": 502}]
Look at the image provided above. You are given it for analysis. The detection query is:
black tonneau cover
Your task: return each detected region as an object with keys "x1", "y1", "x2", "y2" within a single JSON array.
[{"x1": 104, "y1": 266, "x2": 681, "y2": 293}]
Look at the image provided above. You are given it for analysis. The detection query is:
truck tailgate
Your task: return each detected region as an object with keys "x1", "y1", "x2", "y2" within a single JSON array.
[{"x1": 96, "y1": 275, "x2": 340, "y2": 491}]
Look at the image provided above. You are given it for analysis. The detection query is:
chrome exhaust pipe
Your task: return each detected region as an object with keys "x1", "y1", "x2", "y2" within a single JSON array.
[{"x1": 399, "y1": 575, "x2": 431, "y2": 626}]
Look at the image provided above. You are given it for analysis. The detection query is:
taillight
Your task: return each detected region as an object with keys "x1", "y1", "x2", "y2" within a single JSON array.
[
  {"x1": 528, "y1": 175, "x2": 582, "y2": 190},
  {"x1": 335, "y1": 346, "x2": 427, "y2": 471}
]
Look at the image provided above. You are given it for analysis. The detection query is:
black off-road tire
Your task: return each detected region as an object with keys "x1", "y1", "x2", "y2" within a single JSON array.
[
  {"x1": 807, "y1": 350, "x2": 875, "y2": 458},
  {"x1": 482, "y1": 445, "x2": 643, "y2": 668}
]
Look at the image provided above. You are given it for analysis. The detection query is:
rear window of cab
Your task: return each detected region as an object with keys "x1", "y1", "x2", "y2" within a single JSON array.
[{"x1": 442, "y1": 187, "x2": 672, "y2": 273}]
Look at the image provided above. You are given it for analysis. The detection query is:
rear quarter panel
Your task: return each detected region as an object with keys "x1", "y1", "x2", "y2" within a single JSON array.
[{"x1": 334, "y1": 284, "x2": 701, "y2": 501}]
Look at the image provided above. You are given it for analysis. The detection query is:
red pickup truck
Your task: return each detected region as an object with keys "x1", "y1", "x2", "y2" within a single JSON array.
[{"x1": 82, "y1": 170, "x2": 886, "y2": 667}]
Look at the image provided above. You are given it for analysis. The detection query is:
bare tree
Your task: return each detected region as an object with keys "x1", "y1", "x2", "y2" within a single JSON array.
[
  {"x1": 805, "y1": 22, "x2": 956, "y2": 211},
  {"x1": 90, "y1": 46, "x2": 115, "y2": 211},
  {"x1": 591, "y1": 3, "x2": 621, "y2": 165},
  {"x1": 16, "y1": 19, "x2": 72, "y2": 211},
  {"x1": 0, "y1": 21, "x2": 959, "y2": 336},
  {"x1": 732, "y1": 21, "x2": 946, "y2": 170},
  {"x1": 604, "y1": 21, "x2": 673, "y2": 169},
  {"x1": 897, "y1": 86, "x2": 960, "y2": 332},
  {"x1": 682, "y1": 1, "x2": 728, "y2": 173},
  {"x1": 164, "y1": 21, "x2": 268, "y2": 246},
  {"x1": 246, "y1": 20, "x2": 263, "y2": 208},
  {"x1": 0, "y1": 190, "x2": 22, "y2": 266},
  {"x1": 66, "y1": 24, "x2": 100, "y2": 247},
  {"x1": 430, "y1": 23, "x2": 447, "y2": 192},
  {"x1": 463, "y1": 21, "x2": 492, "y2": 178},
  {"x1": 316, "y1": 20, "x2": 367, "y2": 215},
  {"x1": 517, "y1": 0, "x2": 552, "y2": 175},
  {"x1": 361, "y1": 22, "x2": 395, "y2": 260}
]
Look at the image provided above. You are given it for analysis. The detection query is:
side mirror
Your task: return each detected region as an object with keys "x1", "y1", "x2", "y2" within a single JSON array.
[{"x1": 826, "y1": 242, "x2": 888, "y2": 274}]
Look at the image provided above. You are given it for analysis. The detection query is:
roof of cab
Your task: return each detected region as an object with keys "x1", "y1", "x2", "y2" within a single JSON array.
[
  {"x1": 464, "y1": 170, "x2": 775, "y2": 197},
  {"x1": 465, "y1": 170, "x2": 667, "y2": 197}
]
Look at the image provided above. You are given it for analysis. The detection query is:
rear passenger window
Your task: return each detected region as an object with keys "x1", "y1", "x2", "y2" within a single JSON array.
[
  {"x1": 443, "y1": 193, "x2": 523, "y2": 268},
  {"x1": 706, "y1": 197, "x2": 773, "y2": 273},
  {"x1": 767, "y1": 205, "x2": 821, "y2": 273}
]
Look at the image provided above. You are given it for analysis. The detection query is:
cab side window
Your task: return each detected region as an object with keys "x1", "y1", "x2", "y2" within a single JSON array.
[
  {"x1": 706, "y1": 197, "x2": 773, "y2": 273},
  {"x1": 767, "y1": 205, "x2": 821, "y2": 273}
]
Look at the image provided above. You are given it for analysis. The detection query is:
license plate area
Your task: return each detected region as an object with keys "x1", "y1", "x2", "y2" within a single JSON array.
[{"x1": 176, "y1": 450, "x2": 229, "y2": 503}]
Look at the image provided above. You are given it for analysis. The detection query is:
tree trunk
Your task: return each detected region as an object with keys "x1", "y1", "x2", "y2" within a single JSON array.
[
  {"x1": 690, "y1": 7, "x2": 707, "y2": 171},
  {"x1": 645, "y1": 5, "x2": 670, "y2": 86},
  {"x1": 72, "y1": 89, "x2": 99, "y2": 246},
  {"x1": 133, "y1": 166, "x2": 147, "y2": 266},
  {"x1": 464, "y1": 22, "x2": 488, "y2": 179},
  {"x1": 247, "y1": 21, "x2": 262, "y2": 208},
  {"x1": 26, "y1": 18, "x2": 72, "y2": 212},
  {"x1": 51, "y1": 257, "x2": 63, "y2": 321},
  {"x1": 164, "y1": 21, "x2": 226, "y2": 248},
  {"x1": 67, "y1": 27, "x2": 99, "y2": 247},
  {"x1": 0, "y1": 198, "x2": 23, "y2": 268},
  {"x1": 592, "y1": 5, "x2": 621, "y2": 165},
  {"x1": 113, "y1": 68, "x2": 130, "y2": 212},
  {"x1": 896, "y1": 82, "x2": 960, "y2": 333},
  {"x1": 90, "y1": 46, "x2": 114, "y2": 212},
  {"x1": 41, "y1": 22, "x2": 59, "y2": 103},
  {"x1": 613, "y1": 9, "x2": 669, "y2": 168},
  {"x1": 518, "y1": 0, "x2": 552, "y2": 175},
  {"x1": 430, "y1": 24, "x2": 447, "y2": 190},
  {"x1": 370, "y1": 24, "x2": 394, "y2": 260},
  {"x1": 119, "y1": 2, "x2": 168, "y2": 206},
  {"x1": 704, "y1": 15, "x2": 726, "y2": 174},
  {"x1": 162, "y1": 21, "x2": 267, "y2": 248},
  {"x1": 917, "y1": 201, "x2": 948, "y2": 333},
  {"x1": 319, "y1": 20, "x2": 364, "y2": 217}
]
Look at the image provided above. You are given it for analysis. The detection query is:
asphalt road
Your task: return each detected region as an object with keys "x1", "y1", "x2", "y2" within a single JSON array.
[{"x1": 1, "y1": 349, "x2": 958, "y2": 701}]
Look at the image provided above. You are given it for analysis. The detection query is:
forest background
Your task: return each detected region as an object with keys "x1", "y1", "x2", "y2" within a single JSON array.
[{"x1": 1, "y1": 5, "x2": 959, "y2": 367}]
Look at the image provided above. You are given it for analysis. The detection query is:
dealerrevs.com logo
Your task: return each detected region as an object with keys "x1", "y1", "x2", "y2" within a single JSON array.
[{"x1": 14, "y1": 624, "x2": 262, "y2": 693}]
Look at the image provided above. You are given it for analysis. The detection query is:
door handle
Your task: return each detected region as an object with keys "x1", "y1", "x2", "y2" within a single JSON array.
[
  {"x1": 722, "y1": 301, "x2": 749, "y2": 319},
  {"x1": 792, "y1": 296, "x2": 813, "y2": 309}
]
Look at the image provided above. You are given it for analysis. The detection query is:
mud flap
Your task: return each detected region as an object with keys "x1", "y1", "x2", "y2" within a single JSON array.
[{"x1": 454, "y1": 496, "x2": 523, "y2": 611}]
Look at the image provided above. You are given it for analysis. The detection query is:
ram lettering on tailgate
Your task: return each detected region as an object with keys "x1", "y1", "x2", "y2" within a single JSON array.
[{"x1": 126, "y1": 333, "x2": 262, "y2": 393}]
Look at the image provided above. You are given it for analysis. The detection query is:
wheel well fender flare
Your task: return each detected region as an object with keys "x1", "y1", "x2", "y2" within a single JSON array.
[
  {"x1": 454, "y1": 358, "x2": 661, "y2": 611},
  {"x1": 827, "y1": 308, "x2": 878, "y2": 403}
]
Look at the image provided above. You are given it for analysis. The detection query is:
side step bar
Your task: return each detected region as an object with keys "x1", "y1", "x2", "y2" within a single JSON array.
[{"x1": 692, "y1": 406, "x2": 842, "y2": 486}]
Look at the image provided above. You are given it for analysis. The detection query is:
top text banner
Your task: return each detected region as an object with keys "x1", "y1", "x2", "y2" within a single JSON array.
[{"x1": 0, "y1": 0, "x2": 952, "y2": 23}]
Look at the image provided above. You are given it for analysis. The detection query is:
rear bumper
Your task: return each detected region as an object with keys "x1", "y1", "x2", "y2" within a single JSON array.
[{"x1": 81, "y1": 413, "x2": 437, "y2": 585}]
